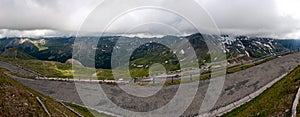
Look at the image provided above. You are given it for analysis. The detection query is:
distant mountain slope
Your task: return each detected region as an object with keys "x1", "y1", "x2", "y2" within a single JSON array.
[
  {"x1": 220, "y1": 35, "x2": 287, "y2": 64},
  {"x1": 0, "y1": 48, "x2": 35, "y2": 60},
  {"x1": 0, "y1": 33, "x2": 295, "y2": 69},
  {"x1": 0, "y1": 37, "x2": 73, "y2": 63},
  {"x1": 275, "y1": 39, "x2": 300, "y2": 50}
]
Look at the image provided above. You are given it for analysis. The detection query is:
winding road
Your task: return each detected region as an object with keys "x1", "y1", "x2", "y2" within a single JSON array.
[{"x1": 1, "y1": 52, "x2": 300, "y2": 116}]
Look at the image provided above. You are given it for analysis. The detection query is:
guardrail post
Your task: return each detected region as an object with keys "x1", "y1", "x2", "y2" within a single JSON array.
[{"x1": 153, "y1": 77, "x2": 155, "y2": 84}]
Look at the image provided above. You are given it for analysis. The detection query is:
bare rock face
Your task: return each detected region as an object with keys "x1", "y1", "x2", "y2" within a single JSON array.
[{"x1": 65, "y1": 58, "x2": 82, "y2": 66}]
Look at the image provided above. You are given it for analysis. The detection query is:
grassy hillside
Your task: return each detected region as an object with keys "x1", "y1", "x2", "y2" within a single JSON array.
[
  {"x1": 223, "y1": 65, "x2": 300, "y2": 117},
  {"x1": 0, "y1": 68, "x2": 78, "y2": 116},
  {"x1": 0, "y1": 48, "x2": 35, "y2": 60},
  {"x1": 0, "y1": 56, "x2": 116, "y2": 80},
  {"x1": 0, "y1": 68, "x2": 113, "y2": 116},
  {"x1": 0, "y1": 57, "x2": 73, "y2": 78},
  {"x1": 0, "y1": 48, "x2": 74, "y2": 78},
  {"x1": 0, "y1": 49, "x2": 291, "y2": 81}
]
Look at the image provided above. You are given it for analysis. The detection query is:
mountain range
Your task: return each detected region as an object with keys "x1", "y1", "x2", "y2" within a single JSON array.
[{"x1": 0, "y1": 33, "x2": 300, "y2": 69}]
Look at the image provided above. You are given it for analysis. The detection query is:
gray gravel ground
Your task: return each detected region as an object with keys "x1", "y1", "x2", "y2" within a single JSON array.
[
  {"x1": 0, "y1": 61, "x2": 37, "y2": 77},
  {"x1": 3, "y1": 52, "x2": 300, "y2": 116}
]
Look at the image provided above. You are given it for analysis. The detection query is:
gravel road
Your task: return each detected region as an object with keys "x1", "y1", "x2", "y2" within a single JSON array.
[{"x1": 3, "y1": 52, "x2": 300, "y2": 116}]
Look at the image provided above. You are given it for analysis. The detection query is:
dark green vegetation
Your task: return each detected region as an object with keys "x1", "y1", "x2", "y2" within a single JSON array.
[
  {"x1": 129, "y1": 42, "x2": 180, "y2": 77},
  {"x1": 1, "y1": 33, "x2": 299, "y2": 79},
  {"x1": 0, "y1": 33, "x2": 293, "y2": 69},
  {"x1": 0, "y1": 37, "x2": 73, "y2": 64},
  {"x1": 0, "y1": 48, "x2": 35, "y2": 60},
  {"x1": 223, "y1": 65, "x2": 300, "y2": 117}
]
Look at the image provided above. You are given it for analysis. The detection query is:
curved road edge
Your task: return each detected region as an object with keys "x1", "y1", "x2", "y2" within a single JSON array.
[
  {"x1": 201, "y1": 69, "x2": 293, "y2": 117},
  {"x1": 292, "y1": 85, "x2": 300, "y2": 117}
]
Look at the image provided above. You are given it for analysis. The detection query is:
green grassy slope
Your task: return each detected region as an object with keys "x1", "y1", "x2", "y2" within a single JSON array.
[
  {"x1": 223, "y1": 65, "x2": 300, "y2": 117},
  {"x1": 0, "y1": 68, "x2": 113, "y2": 117},
  {"x1": 0, "y1": 57, "x2": 73, "y2": 78},
  {"x1": 0, "y1": 68, "x2": 78, "y2": 116},
  {"x1": 0, "y1": 48, "x2": 35, "y2": 60}
]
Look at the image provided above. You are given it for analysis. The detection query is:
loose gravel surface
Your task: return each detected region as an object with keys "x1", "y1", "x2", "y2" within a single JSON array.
[
  {"x1": 3, "y1": 52, "x2": 300, "y2": 116},
  {"x1": 0, "y1": 61, "x2": 37, "y2": 77}
]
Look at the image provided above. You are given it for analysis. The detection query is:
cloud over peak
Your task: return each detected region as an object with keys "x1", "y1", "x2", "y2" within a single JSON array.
[{"x1": 0, "y1": 0, "x2": 300, "y2": 39}]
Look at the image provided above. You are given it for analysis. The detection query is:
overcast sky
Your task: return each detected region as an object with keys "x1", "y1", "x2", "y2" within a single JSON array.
[{"x1": 0, "y1": 0, "x2": 300, "y2": 39}]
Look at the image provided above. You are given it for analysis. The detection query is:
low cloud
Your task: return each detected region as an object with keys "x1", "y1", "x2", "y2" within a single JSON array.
[{"x1": 0, "y1": 0, "x2": 299, "y2": 38}]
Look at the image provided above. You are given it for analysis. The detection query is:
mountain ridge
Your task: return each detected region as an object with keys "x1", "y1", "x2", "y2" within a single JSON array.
[{"x1": 0, "y1": 33, "x2": 299, "y2": 69}]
